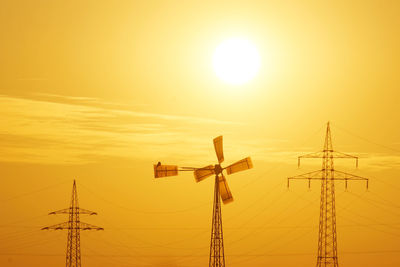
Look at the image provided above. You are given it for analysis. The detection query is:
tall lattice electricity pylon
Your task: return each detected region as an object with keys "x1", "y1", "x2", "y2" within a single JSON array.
[
  {"x1": 42, "y1": 180, "x2": 103, "y2": 267},
  {"x1": 287, "y1": 122, "x2": 369, "y2": 267}
]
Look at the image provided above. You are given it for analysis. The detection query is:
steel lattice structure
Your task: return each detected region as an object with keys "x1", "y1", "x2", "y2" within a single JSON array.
[
  {"x1": 42, "y1": 180, "x2": 103, "y2": 267},
  {"x1": 154, "y1": 136, "x2": 253, "y2": 267},
  {"x1": 209, "y1": 175, "x2": 225, "y2": 267},
  {"x1": 288, "y1": 122, "x2": 368, "y2": 267}
]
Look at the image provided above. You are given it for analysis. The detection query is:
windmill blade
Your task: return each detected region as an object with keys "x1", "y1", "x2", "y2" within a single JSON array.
[
  {"x1": 218, "y1": 174, "x2": 233, "y2": 204},
  {"x1": 213, "y1": 136, "x2": 224, "y2": 163},
  {"x1": 154, "y1": 163, "x2": 178, "y2": 178},
  {"x1": 225, "y1": 157, "x2": 253, "y2": 175},
  {"x1": 194, "y1": 165, "x2": 215, "y2": 182}
]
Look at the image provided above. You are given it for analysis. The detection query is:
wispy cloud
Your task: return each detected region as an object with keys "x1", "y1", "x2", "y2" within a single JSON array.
[
  {"x1": 0, "y1": 95, "x2": 240, "y2": 164},
  {"x1": 361, "y1": 154, "x2": 400, "y2": 170},
  {"x1": 0, "y1": 94, "x2": 398, "y2": 170},
  {"x1": 29, "y1": 93, "x2": 240, "y2": 125}
]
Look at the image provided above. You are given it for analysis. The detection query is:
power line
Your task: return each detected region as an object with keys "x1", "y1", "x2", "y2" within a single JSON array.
[
  {"x1": 333, "y1": 124, "x2": 400, "y2": 153},
  {"x1": 0, "y1": 179, "x2": 71, "y2": 204},
  {"x1": 1, "y1": 250, "x2": 400, "y2": 258}
]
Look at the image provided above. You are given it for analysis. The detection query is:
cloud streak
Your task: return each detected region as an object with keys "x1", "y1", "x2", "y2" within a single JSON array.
[
  {"x1": 0, "y1": 95, "x2": 241, "y2": 164},
  {"x1": 0, "y1": 94, "x2": 398, "y2": 170}
]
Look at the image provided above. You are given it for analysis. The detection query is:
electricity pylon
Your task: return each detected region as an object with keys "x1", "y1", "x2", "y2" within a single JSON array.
[
  {"x1": 42, "y1": 180, "x2": 103, "y2": 267},
  {"x1": 288, "y1": 122, "x2": 368, "y2": 267}
]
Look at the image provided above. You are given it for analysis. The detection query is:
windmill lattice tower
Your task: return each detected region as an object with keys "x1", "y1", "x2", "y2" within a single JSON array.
[
  {"x1": 154, "y1": 136, "x2": 253, "y2": 267},
  {"x1": 42, "y1": 180, "x2": 103, "y2": 267},
  {"x1": 287, "y1": 122, "x2": 369, "y2": 267}
]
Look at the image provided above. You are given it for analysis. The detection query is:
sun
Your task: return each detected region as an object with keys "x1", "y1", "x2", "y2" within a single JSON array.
[{"x1": 213, "y1": 38, "x2": 261, "y2": 85}]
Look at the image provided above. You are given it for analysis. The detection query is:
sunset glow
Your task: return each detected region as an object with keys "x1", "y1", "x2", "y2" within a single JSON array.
[{"x1": 0, "y1": 1, "x2": 399, "y2": 267}]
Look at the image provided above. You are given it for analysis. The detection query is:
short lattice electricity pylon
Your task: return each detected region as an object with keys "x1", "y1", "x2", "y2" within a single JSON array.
[
  {"x1": 154, "y1": 136, "x2": 253, "y2": 267},
  {"x1": 42, "y1": 180, "x2": 103, "y2": 267},
  {"x1": 287, "y1": 122, "x2": 369, "y2": 267}
]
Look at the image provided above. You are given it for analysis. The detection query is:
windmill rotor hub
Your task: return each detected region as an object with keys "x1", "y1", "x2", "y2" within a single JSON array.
[{"x1": 214, "y1": 164, "x2": 223, "y2": 175}]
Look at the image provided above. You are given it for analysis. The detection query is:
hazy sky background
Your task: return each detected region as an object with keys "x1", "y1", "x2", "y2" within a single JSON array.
[{"x1": 0, "y1": 1, "x2": 399, "y2": 266}]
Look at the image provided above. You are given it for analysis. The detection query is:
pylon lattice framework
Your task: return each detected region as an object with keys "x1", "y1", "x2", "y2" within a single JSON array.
[
  {"x1": 42, "y1": 180, "x2": 103, "y2": 267},
  {"x1": 288, "y1": 122, "x2": 369, "y2": 267}
]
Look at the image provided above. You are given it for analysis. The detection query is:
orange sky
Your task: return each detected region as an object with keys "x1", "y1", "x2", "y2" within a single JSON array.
[{"x1": 0, "y1": 1, "x2": 399, "y2": 266}]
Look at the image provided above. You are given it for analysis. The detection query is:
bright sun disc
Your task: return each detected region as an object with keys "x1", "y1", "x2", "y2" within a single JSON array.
[{"x1": 213, "y1": 38, "x2": 261, "y2": 85}]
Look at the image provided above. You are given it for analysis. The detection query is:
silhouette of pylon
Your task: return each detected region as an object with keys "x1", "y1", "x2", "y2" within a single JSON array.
[
  {"x1": 42, "y1": 180, "x2": 103, "y2": 267},
  {"x1": 288, "y1": 122, "x2": 368, "y2": 267},
  {"x1": 209, "y1": 175, "x2": 225, "y2": 267}
]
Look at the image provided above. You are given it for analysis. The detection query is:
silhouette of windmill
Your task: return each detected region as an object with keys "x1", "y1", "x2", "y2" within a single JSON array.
[{"x1": 154, "y1": 136, "x2": 253, "y2": 267}]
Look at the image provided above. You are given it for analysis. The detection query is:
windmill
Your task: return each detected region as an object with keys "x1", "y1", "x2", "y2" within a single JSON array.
[{"x1": 154, "y1": 136, "x2": 253, "y2": 267}]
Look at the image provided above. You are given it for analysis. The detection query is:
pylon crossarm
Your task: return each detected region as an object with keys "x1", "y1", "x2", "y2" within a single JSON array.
[
  {"x1": 288, "y1": 170, "x2": 324, "y2": 180},
  {"x1": 298, "y1": 151, "x2": 358, "y2": 167},
  {"x1": 298, "y1": 151, "x2": 348, "y2": 166},
  {"x1": 48, "y1": 208, "x2": 69, "y2": 215},
  {"x1": 287, "y1": 169, "x2": 369, "y2": 189},
  {"x1": 79, "y1": 222, "x2": 104, "y2": 231},
  {"x1": 42, "y1": 221, "x2": 103, "y2": 230},
  {"x1": 299, "y1": 151, "x2": 325, "y2": 159},
  {"x1": 331, "y1": 170, "x2": 369, "y2": 189},
  {"x1": 298, "y1": 152, "x2": 325, "y2": 166},
  {"x1": 330, "y1": 151, "x2": 359, "y2": 167},
  {"x1": 287, "y1": 170, "x2": 324, "y2": 188},
  {"x1": 332, "y1": 170, "x2": 368, "y2": 180},
  {"x1": 48, "y1": 207, "x2": 97, "y2": 215},
  {"x1": 78, "y1": 208, "x2": 98, "y2": 215},
  {"x1": 42, "y1": 222, "x2": 69, "y2": 230}
]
